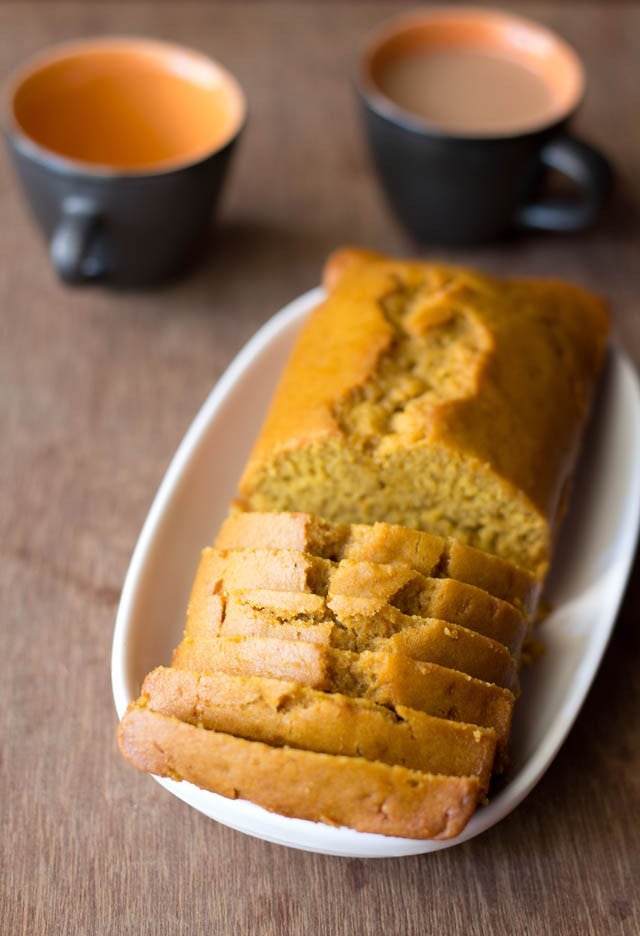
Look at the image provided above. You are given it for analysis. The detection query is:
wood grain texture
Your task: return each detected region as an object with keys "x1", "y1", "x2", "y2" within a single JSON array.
[{"x1": 1, "y1": 3, "x2": 639, "y2": 934}]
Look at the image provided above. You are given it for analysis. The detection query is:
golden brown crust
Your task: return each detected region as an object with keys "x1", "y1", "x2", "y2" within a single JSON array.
[
  {"x1": 322, "y1": 246, "x2": 385, "y2": 292},
  {"x1": 140, "y1": 666, "x2": 497, "y2": 792},
  {"x1": 368, "y1": 620, "x2": 518, "y2": 690},
  {"x1": 118, "y1": 705, "x2": 480, "y2": 839},
  {"x1": 216, "y1": 511, "x2": 349, "y2": 559},
  {"x1": 443, "y1": 538, "x2": 540, "y2": 616}
]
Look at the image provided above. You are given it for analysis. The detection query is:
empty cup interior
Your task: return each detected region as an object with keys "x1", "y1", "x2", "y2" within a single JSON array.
[{"x1": 7, "y1": 38, "x2": 246, "y2": 172}]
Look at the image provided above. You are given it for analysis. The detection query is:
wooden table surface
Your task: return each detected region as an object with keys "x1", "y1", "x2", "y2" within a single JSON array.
[{"x1": 2, "y1": 3, "x2": 639, "y2": 934}]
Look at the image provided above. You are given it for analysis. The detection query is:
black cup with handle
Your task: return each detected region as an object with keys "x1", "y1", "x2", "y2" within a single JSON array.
[
  {"x1": 357, "y1": 8, "x2": 611, "y2": 246},
  {"x1": 2, "y1": 37, "x2": 246, "y2": 286}
]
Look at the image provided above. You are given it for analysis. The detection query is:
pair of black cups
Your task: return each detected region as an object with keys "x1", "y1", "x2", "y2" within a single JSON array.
[{"x1": 3, "y1": 10, "x2": 612, "y2": 287}]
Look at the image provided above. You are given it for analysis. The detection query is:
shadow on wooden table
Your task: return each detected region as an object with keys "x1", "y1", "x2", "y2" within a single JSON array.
[{"x1": 196, "y1": 217, "x2": 347, "y2": 292}]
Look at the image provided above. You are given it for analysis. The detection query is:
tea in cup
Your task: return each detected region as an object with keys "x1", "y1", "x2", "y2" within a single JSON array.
[{"x1": 357, "y1": 7, "x2": 611, "y2": 245}]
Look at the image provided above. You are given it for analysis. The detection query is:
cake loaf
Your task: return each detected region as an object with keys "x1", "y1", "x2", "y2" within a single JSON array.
[
  {"x1": 118, "y1": 249, "x2": 610, "y2": 840},
  {"x1": 236, "y1": 249, "x2": 609, "y2": 576}
]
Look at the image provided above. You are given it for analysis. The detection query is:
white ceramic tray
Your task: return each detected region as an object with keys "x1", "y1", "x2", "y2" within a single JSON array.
[{"x1": 112, "y1": 287, "x2": 640, "y2": 857}]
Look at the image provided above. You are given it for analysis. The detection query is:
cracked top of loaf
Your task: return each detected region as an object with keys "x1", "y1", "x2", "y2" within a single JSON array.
[{"x1": 237, "y1": 248, "x2": 610, "y2": 577}]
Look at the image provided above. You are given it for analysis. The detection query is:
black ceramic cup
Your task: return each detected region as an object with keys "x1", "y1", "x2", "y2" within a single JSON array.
[
  {"x1": 357, "y1": 8, "x2": 611, "y2": 246},
  {"x1": 2, "y1": 38, "x2": 246, "y2": 286}
]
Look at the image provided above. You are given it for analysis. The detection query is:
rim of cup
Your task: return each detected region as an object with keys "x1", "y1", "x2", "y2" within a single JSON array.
[
  {"x1": 2, "y1": 36, "x2": 247, "y2": 178},
  {"x1": 356, "y1": 6, "x2": 586, "y2": 141}
]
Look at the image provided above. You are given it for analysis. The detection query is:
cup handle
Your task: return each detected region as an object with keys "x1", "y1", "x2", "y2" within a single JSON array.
[
  {"x1": 50, "y1": 196, "x2": 104, "y2": 283},
  {"x1": 516, "y1": 134, "x2": 613, "y2": 233}
]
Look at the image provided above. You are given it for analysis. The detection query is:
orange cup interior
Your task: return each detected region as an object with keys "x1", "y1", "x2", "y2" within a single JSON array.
[{"x1": 6, "y1": 38, "x2": 246, "y2": 172}]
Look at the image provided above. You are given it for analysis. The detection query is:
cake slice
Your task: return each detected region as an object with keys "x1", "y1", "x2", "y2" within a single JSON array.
[
  {"x1": 218, "y1": 589, "x2": 525, "y2": 658},
  {"x1": 331, "y1": 559, "x2": 525, "y2": 650},
  {"x1": 185, "y1": 548, "x2": 527, "y2": 655},
  {"x1": 172, "y1": 636, "x2": 515, "y2": 751},
  {"x1": 119, "y1": 705, "x2": 481, "y2": 839},
  {"x1": 140, "y1": 666, "x2": 498, "y2": 792},
  {"x1": 215, "y1": 512, "x2": 540, "y2": 614},
  {"x1": 329, "y1": 592, "x2": 524, "y2": 657},
  {"x1": 185, "y1": 602, "x2": 518, "y2": 690}
]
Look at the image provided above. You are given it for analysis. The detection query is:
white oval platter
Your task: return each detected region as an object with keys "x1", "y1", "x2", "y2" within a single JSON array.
[{"x1": 112, "y1": 286, "x2": 640, "y2": 858}]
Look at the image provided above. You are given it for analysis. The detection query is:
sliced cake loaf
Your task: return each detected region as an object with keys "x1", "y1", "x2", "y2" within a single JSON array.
[
  {"x1": 119, "y1": 247, "x2": 610, "y2": 838},
  {"x1": 120, "y1": 527, "x2": 519, "y2": 835},
  {"x1": 235, "y1": 249, "x2": 609, "y2": 576}
]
